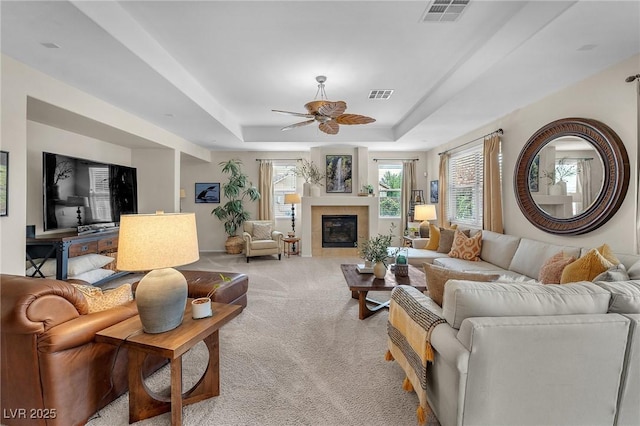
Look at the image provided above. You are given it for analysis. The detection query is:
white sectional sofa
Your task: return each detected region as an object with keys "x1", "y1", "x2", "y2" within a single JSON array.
[{"x1": 386, "y1": 230, "x2": 640, "y2": 426}]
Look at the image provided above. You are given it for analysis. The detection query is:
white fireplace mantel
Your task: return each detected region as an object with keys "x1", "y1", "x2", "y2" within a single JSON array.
[{"x1": 300, "y1": 196, "x2": 379, "y2": 256}]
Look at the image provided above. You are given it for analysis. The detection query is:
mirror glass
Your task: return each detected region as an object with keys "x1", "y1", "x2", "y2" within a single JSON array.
[{"x1": 528, "y1": 136, "x2": 604, "y2": 219}]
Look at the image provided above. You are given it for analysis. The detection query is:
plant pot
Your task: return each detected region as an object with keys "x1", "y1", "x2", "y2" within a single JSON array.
[
  {"x1": 549, "y1": 182, "x2": 566, "y2": 196},
  {"x1": 310, "y1": 185, "x2": 321, "y2": 197},
  {"x1": 303, "y1": 182, "x2": 312, "y2": 197},
  {"x1": 224, "y1": 235, "x2": 244, "y2": 254},
  {"x1": 192, "y1": 297, "x2": 212, "y2": 319},
  {"x1": 373, "y1": 262, "x2": 387, "y2": 279}
]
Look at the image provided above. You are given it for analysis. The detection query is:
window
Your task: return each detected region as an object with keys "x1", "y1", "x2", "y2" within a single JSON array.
[
  {"x1": 378, "y1": 163, "x2": 402, "y2": 218},
  {"x1": 447, "y1": 145, "x2": 483, "y2": 227},
  {"x1": 88, "y1": 166, "x2": 111, "y2": 222},
  {"x1": 273, "y1": 163, "x2": 297, "y2": 217}
]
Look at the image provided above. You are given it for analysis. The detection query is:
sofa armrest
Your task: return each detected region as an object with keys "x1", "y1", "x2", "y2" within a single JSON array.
[
  {"x1": 242, "y1": 231, "x2": 252, "y2": 243},
  {"x1": 38, "y1": 301, "x2": 138, "y2": 352},
  {"x1": 412, "y1": 238, "x2": 429, "y2": 249},
  {"x1": 272, "y1": 230, "x2": 284, "y2": 242}
]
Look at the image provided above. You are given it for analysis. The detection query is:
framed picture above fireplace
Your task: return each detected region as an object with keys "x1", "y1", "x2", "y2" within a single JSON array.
[{"x1": 326, "y1": 155, "x2": 352, "y2": 193}]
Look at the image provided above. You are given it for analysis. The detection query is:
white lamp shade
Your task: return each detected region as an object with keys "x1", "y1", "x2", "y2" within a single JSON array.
[
  {"x1": 284, "y1": 193, "x2": 301, "y2": 204},
  {"x1": 414, "y1": 204, "x2": 437, "y2": 221},
  {"x1": 117, "y1": 212, "x2": 199, "y2": 271},
  {"x1": 67, "y1": 196, "x2": 89, "y2": 207}
]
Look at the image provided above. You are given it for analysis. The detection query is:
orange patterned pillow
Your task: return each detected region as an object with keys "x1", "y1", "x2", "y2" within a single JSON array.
[
  {"x1": 538, "y1": 252, "x2": 576, "y2": 284},
  {"x1": 448, "y1": 230, "x2": 482, "y2": 261}
]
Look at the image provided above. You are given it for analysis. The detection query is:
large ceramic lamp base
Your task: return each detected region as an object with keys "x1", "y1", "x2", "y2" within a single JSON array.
[{"x1": 136, "y1": 268, "x2": 188, "y2": 334}]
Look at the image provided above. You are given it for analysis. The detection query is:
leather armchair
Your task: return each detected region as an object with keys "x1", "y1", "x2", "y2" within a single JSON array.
[{"x1": 242, "y1": 220, "x2": 283, "y2": 263}]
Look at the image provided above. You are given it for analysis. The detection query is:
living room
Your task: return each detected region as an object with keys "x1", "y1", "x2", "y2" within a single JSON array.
[{"x1": 1, "y1": 1, "x2": 640, "y2": 425}]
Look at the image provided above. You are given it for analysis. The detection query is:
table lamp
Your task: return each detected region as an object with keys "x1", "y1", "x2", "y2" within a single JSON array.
[
  {"x1": 67, "y1": 196, "x2": 90, "y2": 225},
  {"x1": 284, "y1": 193, "x2": 301, "y2": 235},
  {"x1": 117, "y1": 212, "x2": 200, "y2": 334},
  {"x1": 414, "y1": 204, "x2": 437, "y2": 238}
]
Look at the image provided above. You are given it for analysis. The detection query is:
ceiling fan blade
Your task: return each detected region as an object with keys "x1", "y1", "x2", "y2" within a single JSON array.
[
  {"x1": 335, "y1": 114, "x2": 376, "y2": 125},
  {"x1": 281, "y1": 119, "x2": 315, "y2": 131},
  {"x1": 319, "y1": 120, "x2": 339, "y2": 135},
  {"x1": 272, "y1": 109, "x2": 315, "y2": 118},
  {"x1": 304, "y1": 100, "x2": 330, "y2": 114},
  {"x1": 317, "y1": 101, "x2": 347, "y2": 118}
]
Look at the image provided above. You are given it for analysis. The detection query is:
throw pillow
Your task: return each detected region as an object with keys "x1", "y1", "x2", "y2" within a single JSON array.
[
  {"x1": 252, "y1": 222, "x2": 272, "y2": 240},
  {"x1": 26, "y1": 253, "x2": 115, "y2": 277},
  {"x1": 538, "y1": 252, "x2": 577, "y2": 284},
  {"x1": 423, "y1": 263, "x2": 499, "y2": 307},
  {"x1": 71, "y1": 283, "x2": 133, "y2": 313},
  {"x1": 595, "y1": 243, "x2": 620, "y2": 265},
  {"x1": 592, "y1": 264, "x2": 630, "y2": 282},
  {"x1": 425, "y1": 224, "x2": 440, "y2": 250},
  {"x1": 560, "y1": 248, "x2": 614, "y2": 284},
  {"x1": 437, "y1": 228, "x2": 468, "y2": 254},
  {"x1": 448, "y1": 230, "x2": 482, "y2": 261}
]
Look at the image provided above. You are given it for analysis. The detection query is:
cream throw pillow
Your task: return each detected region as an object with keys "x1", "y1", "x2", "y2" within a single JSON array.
[
  {"x1": 252, "y1": 222, "x2": 272, "y2": 240},
  {"x1": 26, "y1": 253, "x2": 115, "y2": 277},
  {"x1": 71, "y1": 283, "x2": 133, "y2": 313}
]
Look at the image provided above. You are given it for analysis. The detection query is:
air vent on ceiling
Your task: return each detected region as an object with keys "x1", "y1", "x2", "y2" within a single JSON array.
[
  {"x1": 422, "y1": 0, "x2": 470, "y2": 23},
  {"x1": 368, "y1": 90, "x2": 394, "y2": 100}
]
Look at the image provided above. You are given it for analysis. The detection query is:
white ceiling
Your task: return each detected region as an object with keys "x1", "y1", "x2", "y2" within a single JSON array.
[{"x1": 2, "y1": 1, "x2": 639, "y2": 152}]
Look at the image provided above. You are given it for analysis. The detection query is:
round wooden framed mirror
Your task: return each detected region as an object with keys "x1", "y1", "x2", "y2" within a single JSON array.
[{"x1": 514, "y1": 117, "x2": 629, "y2": 235}]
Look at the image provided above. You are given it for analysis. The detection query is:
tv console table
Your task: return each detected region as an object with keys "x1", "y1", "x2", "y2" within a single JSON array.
[{"x1": 26, "y1": 229, "x2": 128, "y2": 285}]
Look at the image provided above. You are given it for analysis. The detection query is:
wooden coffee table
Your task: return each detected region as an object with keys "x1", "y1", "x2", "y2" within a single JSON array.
[
  {"x1": 341, "y1": 264, "x2": 427, "y2": 319},
  {"x1": 96, "y1": 301, "x2": 242, "y2": 425}
]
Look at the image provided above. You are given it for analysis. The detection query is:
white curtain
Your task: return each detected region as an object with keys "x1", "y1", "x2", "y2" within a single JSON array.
[
  {"x1": 401, "y1": 161, "x2": 416, "y2": 232},
  {"x1": 258, "y1": 160, "x2": 273, "y2": 220},
  {"x1": 577, "y1": 159, "x2": 592, "y2": 212}
]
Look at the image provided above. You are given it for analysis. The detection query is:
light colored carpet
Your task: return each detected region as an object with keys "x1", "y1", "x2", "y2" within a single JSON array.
[{"x1": 90, "y1": 253, "x2": 440, "y2": 425}]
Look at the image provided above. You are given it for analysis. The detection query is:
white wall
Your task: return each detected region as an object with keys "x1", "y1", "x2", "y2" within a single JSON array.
[
  {"x1": 0, "y1": 55, "x2": 209, "y2": 275},
  {"x1": 133, "y1": 148, "x2": 180, "y2": 214},
  {"x1": 425, "y1": 54, "x2": 639, "y2": 254}
]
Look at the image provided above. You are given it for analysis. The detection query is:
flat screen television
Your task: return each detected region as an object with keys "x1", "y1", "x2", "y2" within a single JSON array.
[{"x1": 43, "y1": 152, "x2": 138, "y2": 231}]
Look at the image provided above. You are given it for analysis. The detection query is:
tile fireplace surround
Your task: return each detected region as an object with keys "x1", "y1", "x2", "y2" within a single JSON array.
[{"x1": 301, "y1": 196, "x2": 379, "y2": 257}]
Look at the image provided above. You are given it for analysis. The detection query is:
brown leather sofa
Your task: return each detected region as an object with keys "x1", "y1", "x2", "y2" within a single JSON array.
[{"x1": 1, "y1": 271, "x2": 248, "y2": 426}]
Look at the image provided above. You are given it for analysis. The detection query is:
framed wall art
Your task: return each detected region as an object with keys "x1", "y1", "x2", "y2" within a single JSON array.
[
  {"x1": 326, "y1": 155, "x2": 352, "y2": 193},
  {"x1": 195, "y1": 182, "x2": 220, "y2": 203},
  {"x1": 430, "y1": 180, "x2": 439, "y2": 204},
  {"x1": 0, "y1": 151, "x2": 7, "y2": 216}
]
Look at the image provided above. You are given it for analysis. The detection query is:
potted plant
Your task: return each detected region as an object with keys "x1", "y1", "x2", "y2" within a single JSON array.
[
  {"x1": 211, "y1": 159, "x2": 261, "y2": 254},
  {"x1": 295, "y1": 159, "x2": 325, "y2": 197},
  {"x1": 191, "y1": 274, "x2": 230, "y2": 319},
  {"x1": 358, "y1": 223, "x2": 396, "y2": 278},
  {"x1": 542, "y1": 158, "x2": 578, "y2": 196}
]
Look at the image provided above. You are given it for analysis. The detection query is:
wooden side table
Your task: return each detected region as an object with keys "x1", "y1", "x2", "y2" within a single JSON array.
[
  {"x1": 283, "y1": 237, "x2": 300, "y2": 257},
  {"x1": 96, "y1": 301, "x2": 242, "y2": 425}
]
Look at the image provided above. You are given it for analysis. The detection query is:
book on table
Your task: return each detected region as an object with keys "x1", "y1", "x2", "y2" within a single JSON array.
[{"x1": 356, "y1": 264, "x2": 374, "y2": 274}]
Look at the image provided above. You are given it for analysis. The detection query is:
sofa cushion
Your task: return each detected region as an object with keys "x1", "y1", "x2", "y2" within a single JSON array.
[
  {"x1": 592, "y1": 280, "x2": 640, "y2": 314},
  {"x1": 252, "y1": 222, "x2": 272, "y2": 240},
  {"x1": 479, "y1": 230, "x2": 521, "y2": 270},
  {"x1": 442, "y1": 280, "x2": 610, "y2": 329},
  {"x1": 509, "y1": 238, "x2": 580, "y2": 279},
  {"x1": 538, "y1": 252, "x2": 577, "y2": 284},
  {"x1": 26, "y1": 253, "x2": 115, "y2": 277},
  {"x1": 434, "y1": 257, "x2": 511, "y2": 275},
  {"x1": 561, "y1": 248, "x2": 614, "y2": 284},
  {"x1": 448, "y1": 230, "x2": 482, "y2": 261},
  {"x1": 423, "y1": 263, "x2": 499, "y2": 307},
  {"x1": 71, "y1": 283, "x2": 133, "y2": 314}
]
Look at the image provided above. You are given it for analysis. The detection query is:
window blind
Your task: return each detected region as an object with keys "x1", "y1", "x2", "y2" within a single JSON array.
[{"x1": 447, "y1": 144, "x2": 483, "y2": 227}]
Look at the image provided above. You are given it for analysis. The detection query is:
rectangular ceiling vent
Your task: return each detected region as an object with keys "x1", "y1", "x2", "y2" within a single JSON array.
[
  {"x1": 422, "y1": 0, "x2": 470, "y2": 23},
  {"x1": 368, "y1": 90, "x2": 394, "y2": 100}
]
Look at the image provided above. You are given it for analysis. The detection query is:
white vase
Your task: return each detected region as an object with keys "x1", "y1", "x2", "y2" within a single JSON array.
[
  {"x1": 303, "y1": 182, "x2": 312, "y2": 197},
  {"x1": 549, "y1": 182, "x2": 566, "y2": 196},
  {"x1": 373, "y1": 262, "x2": 387, "y2": 279},
  {"x1": 192, "y1": 297, "x2": 212, "y2": 319},
  {"x1": 311, "y1": 185, "x2": 321, "y2": 197}
]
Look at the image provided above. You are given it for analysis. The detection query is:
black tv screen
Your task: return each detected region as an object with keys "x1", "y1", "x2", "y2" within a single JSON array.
[{"x1": 43, "y1": 152, "x2": 138, "y2": 231}]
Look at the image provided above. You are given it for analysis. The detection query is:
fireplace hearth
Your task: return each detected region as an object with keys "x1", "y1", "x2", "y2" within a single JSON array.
[{"x1": 322, "y1": 215, "x2": 358, "y2": 248}]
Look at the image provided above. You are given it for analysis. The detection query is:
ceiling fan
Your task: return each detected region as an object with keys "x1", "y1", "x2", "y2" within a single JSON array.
[{"x1": 272, "y1": 76, "x2": 375, "y2": 135}]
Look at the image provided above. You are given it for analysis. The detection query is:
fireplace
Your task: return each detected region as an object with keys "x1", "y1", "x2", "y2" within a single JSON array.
[{"x1": 322, "y1": 215, "x2": 358, "y2": 248}]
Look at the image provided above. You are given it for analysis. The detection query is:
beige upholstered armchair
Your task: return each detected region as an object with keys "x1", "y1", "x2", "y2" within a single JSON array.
[{"x1": 242, "y1": 220, "x2": 284, "y2": 263}]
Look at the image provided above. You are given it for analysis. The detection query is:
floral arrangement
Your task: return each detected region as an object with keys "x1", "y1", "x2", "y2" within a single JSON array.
[
  {"x1": 358, "y1": 223, "x2": 397, "y2": 264},
  {"x1": 542, "y1": 158, "x2": 578, "y2": 185},
  {"x1": 295, "y1": 159, "x2": 325, "y2": 186}
]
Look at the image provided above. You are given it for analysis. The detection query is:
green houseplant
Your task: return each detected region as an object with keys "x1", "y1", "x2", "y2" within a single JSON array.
[
  {"x1": 212, "y1": 159, "x2": 260, "y2": 254},
  {"x1": 358, "y1": 223, "x2": 396, "y2": 278}
]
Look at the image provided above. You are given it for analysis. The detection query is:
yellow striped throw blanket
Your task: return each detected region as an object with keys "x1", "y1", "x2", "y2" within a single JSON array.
[{"x1": 386, "y1": 285, "x2": 446, "y2": 424}]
